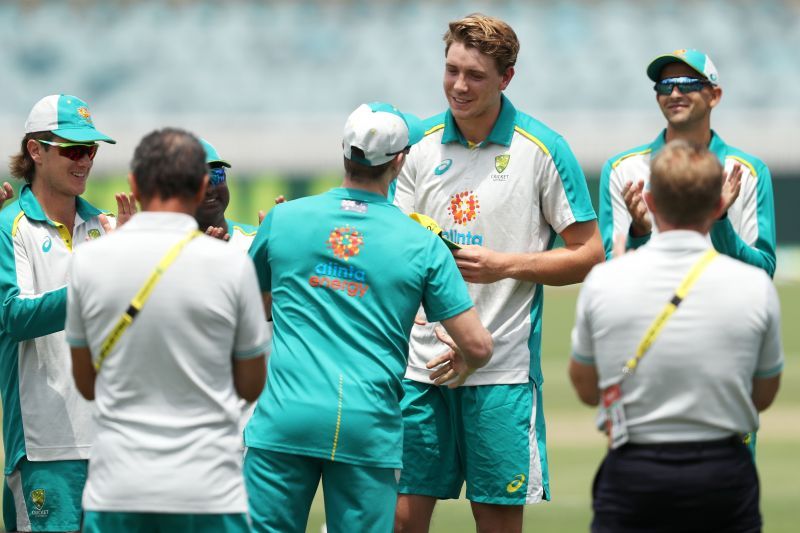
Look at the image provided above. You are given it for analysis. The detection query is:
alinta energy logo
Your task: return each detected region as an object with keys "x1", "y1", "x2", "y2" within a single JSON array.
[
  {"x1": 442, "y1": 191, "x2": 484, "y2": 246},
  {"x1": 308, "y1": 226, "x2": 369, "y2": 298}
]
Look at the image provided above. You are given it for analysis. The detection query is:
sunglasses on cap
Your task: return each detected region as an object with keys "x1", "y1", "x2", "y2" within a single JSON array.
[
  {"x1": 37, "y1": 140, "x2": 99, "y2": 161},
  {"x1": 209, "y1": 166, "x2": 227, "y2": 186},
  {"x1": 654, "y1": 77, "x2": 711, "y2": 96}
]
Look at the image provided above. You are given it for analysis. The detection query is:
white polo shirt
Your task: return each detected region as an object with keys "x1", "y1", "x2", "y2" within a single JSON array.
[
  {"x1": 66, "y1": 212, "x2": 269, "y2": 514},
  {"x1": 571, "y1": 230, "x2": 783, "y2": 443},
  {"x1": 393, "y1": 95, "x2": 596, "y2": 386}
]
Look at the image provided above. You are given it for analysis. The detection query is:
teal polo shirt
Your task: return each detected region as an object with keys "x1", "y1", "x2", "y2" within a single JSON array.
[{"x1": 246, "y1": 187, "x2": 473, "y2": 468}]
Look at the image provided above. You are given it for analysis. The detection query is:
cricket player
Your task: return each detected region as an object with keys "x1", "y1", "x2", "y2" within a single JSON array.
[
  {"x1": 195, "y1": 138, "x2": 258, "y2": 250},
  {"x1": 66, "y1": 128, "x2": 269, "y2": 533},
  {"x1": 571, "y1": 140, "x2": 782, "y2": 532},
  {"x1": 599, "y1": 48, "x2": 776, "y2": 278},
  {"x1": 244, "y1": 102, "x2": 493, "y2": 533},
  {"x1": 392, "y1": 14, "x2": 605, "y2": 533},
  {"x1": 0, "y1": 94, "x2": 115, "y2": 532}
]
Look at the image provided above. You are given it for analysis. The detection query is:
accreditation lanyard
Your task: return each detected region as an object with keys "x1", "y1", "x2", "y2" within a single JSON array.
[
  {"x1": 95, "y1": 230, "x2": 202, "y2": 371},
  {"x1": 602, "y1": 249, "x2": 719, "y2": 449}
]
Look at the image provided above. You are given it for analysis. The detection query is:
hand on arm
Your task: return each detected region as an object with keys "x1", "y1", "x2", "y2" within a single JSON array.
[
  {"x1": 205, "y1": 226, "x2": 230, "y2": 241},
  {"x1": 458, "y1": 221, "x2": 604, "y2": 286},
  {"x1": 70, "y1": 346, "x2": 96, "y2": 401},
  {"x1": 426, "y1": 308, "x2": 492, "y2": 388},
  {"x1": 622, "y1": 180, "x2": 651, "y2": 238},
  {"x1": 720, "y1": 163, "x2": 743, "y2": 215},
  {"x1": 115, "y1": 192, "x2": 138, "y2": 228}
]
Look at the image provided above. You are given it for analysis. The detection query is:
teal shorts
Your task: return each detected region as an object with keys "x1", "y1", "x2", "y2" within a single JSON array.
[
  {"x1": 5, "y1": 457, "x2": 87, "y2": 532},
  {"x1": 244, "y1": 447, "x2": 398, "y2": 533},
  {"x1": 83, "y1": 511, "x2": 250, "y2": 533},
  {"x1": 399, "y1": 378, "x2": 550, "y2": 505}
]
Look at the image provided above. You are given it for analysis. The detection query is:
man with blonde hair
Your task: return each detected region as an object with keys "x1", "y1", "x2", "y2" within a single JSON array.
[
  {"x1": 393, "y1": 13, "x2": 604, "y2": 533},
  {"x1": 571, "y1": 140, "x2": 782, "y2": 533}
]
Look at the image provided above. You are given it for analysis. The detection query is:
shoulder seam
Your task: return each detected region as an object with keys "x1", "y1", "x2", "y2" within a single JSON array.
[
  {"x1": 513, "y1": 126, "x2": 550, "y2": 156},
  {"x1": 611, "y1": 148, "x2": 652, "y2": 170},
  {"x1": 424, "y1": 124, "x2": 444, "y2": 136}
]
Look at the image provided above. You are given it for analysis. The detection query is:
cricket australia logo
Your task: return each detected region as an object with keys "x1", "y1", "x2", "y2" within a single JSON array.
[
  {"x1": 447, "y1": 191, "x2": 480, "y2": 226},
  {"x1": 326, "y1": 226, "x2": 364, "y2": 261},
  {"x1": 76, "y1": 107, "x2": 93, "y2": 124},
  {"x1": 495, "y1": 154, "x2": 510, "y2": 173},
  {"x1": 87, "y1": 229, "x2": 101, "y2": 240},
  {"x1": 30, "y1": 488, "x2": 48, "y2": 517}
]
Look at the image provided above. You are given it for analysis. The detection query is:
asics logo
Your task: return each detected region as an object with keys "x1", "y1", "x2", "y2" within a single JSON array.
[
  {"x1": 42, "y1": 236, "x2": 52, "y2": 253},
  {"x1": 434, "y1": 159, "x2": 453, "y2": 176},
  {"x1": 506, "y1": 474, "x2": 526, "y2": 493}
]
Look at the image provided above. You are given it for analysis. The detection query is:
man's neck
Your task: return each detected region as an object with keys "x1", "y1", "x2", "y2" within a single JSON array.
[
  {"x1": 341, "y1": 177, "x2": 390, "y2": 198},
  {"x1": 31, "y1": 180, "x2": 77, "y2": 234},
  {"x1": 664, "y1": 123, "x2": 712, "y2": 147},
  {"x1": 453, "y1": 100, "x2": 502, "y2": 145},
  {"x1": 141, "y1": 197, "x2": 199, "y2": 216},
  {"x1": 196, "y1": 213, "x2": 227, "y2": 233}
]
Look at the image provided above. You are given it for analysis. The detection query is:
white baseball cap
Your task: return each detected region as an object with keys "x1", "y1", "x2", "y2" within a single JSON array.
[
  {"x1": 342, "y1": 102, "x2": 424, "y2": 166},
  {"x1": 25, "y1": 94, "x2": 115, "y2": 143}
]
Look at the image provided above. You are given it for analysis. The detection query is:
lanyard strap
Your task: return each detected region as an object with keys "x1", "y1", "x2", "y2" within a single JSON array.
[
  {"x1": 621, "y1": 249, "x2": 718, "y2": 378},
  {"x1": 95, "y1": 230, "x2": 202, "y2": 371}
]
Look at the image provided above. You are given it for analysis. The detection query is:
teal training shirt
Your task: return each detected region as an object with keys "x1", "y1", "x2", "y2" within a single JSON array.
[{"x1": 246, "y1": 187, "x2": 474, "y2": 468}]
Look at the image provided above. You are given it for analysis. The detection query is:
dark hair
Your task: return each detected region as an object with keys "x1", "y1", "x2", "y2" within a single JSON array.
[
  {"x1": 131, "y1": 128, "x2": 207, "y2": 201},
  {"x1": 343, "y1": 147, "x2": 394, "y2": 182},
  {"x1": 9, "y1": 131, "x2": 55, "y2": 183}
]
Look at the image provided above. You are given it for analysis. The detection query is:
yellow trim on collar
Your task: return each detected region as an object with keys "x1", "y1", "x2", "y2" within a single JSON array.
[
  {"x1": 612, "y1": 149, "x2": 652, "y2": 170},
  {"x1": 728, "y1": 156, "x2": 758, "y2": 180},
  {"x1": 513, "y1": 126, "x2": 550, "y2": 156},
  {"x1": 232, "y1": 225, "x2": 257, "y2": 237},
  {"x1": 424, "y1": 124, "x2": 445, "y2": 136}
]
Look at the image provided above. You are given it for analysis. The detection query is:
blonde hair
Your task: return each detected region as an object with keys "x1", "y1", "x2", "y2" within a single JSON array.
[
  {"x1": 444, "y1": 13, "x2": 519, "y2": 74},
  {"x1": 649, "y1": 140, "x2": 723, "y2": 226}
]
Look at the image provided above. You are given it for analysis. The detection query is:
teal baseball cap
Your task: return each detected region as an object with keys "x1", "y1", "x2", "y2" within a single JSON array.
[
  {"x1": 647, "y1": 49, "x2": 720, "y2": 85},
  {"x1": 199, "y1": 138, "x2": 231, "y2": 168},
  {"x1": 24, "y1": 94, "x2": 115, "y2": 143},
  {"x1": 342, "y1": 102, "x2": 424, "y2": 166}
]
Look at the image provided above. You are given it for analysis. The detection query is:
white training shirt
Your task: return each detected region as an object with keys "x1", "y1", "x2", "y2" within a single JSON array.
[
  {"x1": 66, "y1": 212, "x2": 270, "y2": 514},
  {"x1": 394, "y1": 96, "x2": 596, "y2": 386},
  {"x1": 571, "y1": 230, "x2": 783, "y2": 443}
]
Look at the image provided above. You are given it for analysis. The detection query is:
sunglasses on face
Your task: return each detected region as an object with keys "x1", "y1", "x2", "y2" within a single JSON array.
[
  {"x1": 37, "y1": 140, "x2": 99, "y2": 161},
  {"x1": 654, "y1": 77, "x2": 711, "y2": 96},
  {"x1": 209, "y1": 166, "x2": 227, "y2": 186}
]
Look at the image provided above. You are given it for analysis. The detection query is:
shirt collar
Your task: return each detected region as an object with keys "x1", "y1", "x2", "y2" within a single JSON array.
[
  {"x1": 441, "y1": 94, "x2": 517, "y2": 148},
  {"x1": 328, "y1": 187, "x2": 391, "y2": 204},
  {"x1": 646, "y1": 230, "x2": 713, "y2": 252},
  {"x1": 19, "y1": 185, "x2": 104, "y2": 225},
  {"x1": 123, "y1": 211, "x2": 199, "y2": 232},
  {"x1": 650, "y1": 129, "x2": 728, "y2": 163}
]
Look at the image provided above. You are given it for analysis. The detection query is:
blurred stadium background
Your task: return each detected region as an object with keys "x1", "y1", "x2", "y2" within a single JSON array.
[{"x1": 0, "y1": 0, "x2": 798, "y2": 531}]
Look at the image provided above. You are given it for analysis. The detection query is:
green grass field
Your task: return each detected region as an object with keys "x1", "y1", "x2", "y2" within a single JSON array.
[{"x1": 1, "y1": 179, "x2": 798, "y2": 531}]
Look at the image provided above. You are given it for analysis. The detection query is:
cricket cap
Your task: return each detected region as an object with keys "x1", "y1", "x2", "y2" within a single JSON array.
[
  {"x1": 24, "y1": 94, "x2": 116, "y2": 143},
  {"x1": 200, "y1": 138, "x2": 231, "y2": 168},
  {"x1": 647, "y1": 49, "x2": 720, "y2": 85},
  {"x1": 342, "y1": 102, "x2": 424, "y2": 166}
]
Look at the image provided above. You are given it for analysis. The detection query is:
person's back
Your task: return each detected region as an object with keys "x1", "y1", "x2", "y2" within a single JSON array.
[
  {"x1": 66, "y1": 128, "x2": 268, "y2": 533},
  {"x1": 248, "y1": 188, "x2": 469, "y2": 463}
]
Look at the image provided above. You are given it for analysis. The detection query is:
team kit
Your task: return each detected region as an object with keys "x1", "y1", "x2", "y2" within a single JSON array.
[{"x1": 0, "y1": 12, "x2": 783, "y2": 533}]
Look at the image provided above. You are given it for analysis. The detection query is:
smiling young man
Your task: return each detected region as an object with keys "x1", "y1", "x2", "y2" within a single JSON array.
[
  {"x1": 0, "y1": 94, "x2": 115, "y2": 532},
  {"x1": 194, "y1": 138, "x2": 258, "y2": 250},
  {"x1": 599, "y1": 49, "x2": 777, "y2": 278},
  {"x1": 392, "y1": 13, "x2": 604, "y2": 533}
]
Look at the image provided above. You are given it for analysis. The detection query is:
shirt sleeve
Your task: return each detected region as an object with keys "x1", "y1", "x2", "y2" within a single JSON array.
[
  {"x1": 420, "y1": 237, "x2": 473, "y2": 323},
  {"x1": 233, "y1": 254, "x2": 271, "y2": 360},
  {"x1": 754, "y1": 277, "x2": 783, "y2": 378},
  {"x1": 0, "y1": 227, "x2": 67, "y2": 341},
  {"x1": 710, "y1": 162, "x2": 776, "y2": 277},
  {"x1": 540, "y1": 135, "x2": 596, "y2": 235},
  {"x1": 248, "y1": 209, "x2": 274, "y2": 293},
  {"x1": 65, "y1": 254, "x2": 87, "y2": 348},
  {"x1": 570, "y1": 271, "x2": 596, "y2": 365}
]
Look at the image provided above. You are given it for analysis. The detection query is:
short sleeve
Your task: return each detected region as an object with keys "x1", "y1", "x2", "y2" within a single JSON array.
[
  {"x1": 540, "y1": 135, "x2": 596, "y2": 234},
  {"x1": 65, "y1": 255, "x2": 88, "y2": 348},
  {"x1": 754, "y1": 278, "x2": 783, "y2": 378},
  {"x1": 570, "y1": 271, "x2": 596, "y2": 365},
  {"x1": 420, "y1": 238, "x2": 473, "y2": 323},
  {"x1": 233, "y1": 255, "x2": 271, "y2": 359},
  {"x1": 248, "y1": 209, "x2": 274, "y2": 293}
]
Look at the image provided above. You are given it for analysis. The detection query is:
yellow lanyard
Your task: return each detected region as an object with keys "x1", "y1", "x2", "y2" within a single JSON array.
[
  {"x1": 621, "y1": 249, "x2": 718, "y2": 377},
  {"x1": 95, "y1": 230, "x2": 202, "y2": 371}
]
